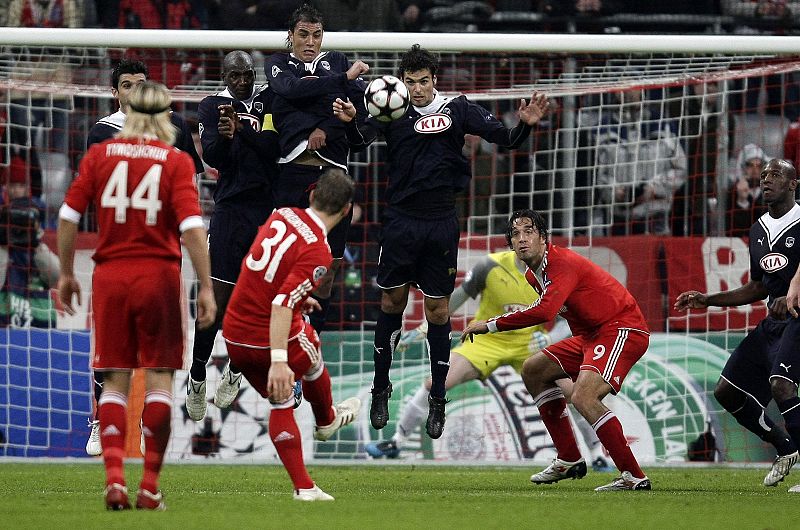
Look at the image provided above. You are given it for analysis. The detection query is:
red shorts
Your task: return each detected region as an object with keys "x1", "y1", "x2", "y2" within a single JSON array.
[
  {"x1": 92, "y1": 259, "x2": 184, "y2": 370},
  {"x1": 542, "y1": 326, "x2": 649, "y2": 393},
  {"x1": 224, "y1": 321, "x2": 321, "y2": 400}
]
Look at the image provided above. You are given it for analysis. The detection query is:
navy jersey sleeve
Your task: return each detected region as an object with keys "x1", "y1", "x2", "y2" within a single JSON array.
[
  {"x1": 267, "y1": 53, "x2": 349, "y2": 100},
  {"x1": 171, "y1": 114, "x2": 204, "y2": 174},
  {"x1": 86, "y1": 123, "x2": 114, "y2": 149},
  {"x1": 344, "y1": 115, "x2": 380, "y2": 151},
  {"x1": 197, "y1": 96, "x2": 233, "y2": 170},
  {"x1": 463, "y1": 98, "x2": 532, "y2": 149}
]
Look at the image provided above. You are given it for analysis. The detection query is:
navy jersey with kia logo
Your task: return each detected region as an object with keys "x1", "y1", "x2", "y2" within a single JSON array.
[
  {"x1": 346, "y1": 92, "x2": 532, "y2": 214},
  {"x1": 749, "y1": 203, "x2": 800, "y2": 303}
]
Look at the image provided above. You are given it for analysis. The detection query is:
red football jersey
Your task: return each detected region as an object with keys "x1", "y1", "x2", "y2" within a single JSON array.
[
  {"x1": 62, "y1": 138, "x2": 202, "y2": 263},
  {"x1": 491, "y1": 243, "x2": 648, "y2": 337},
  {"x1": 223, "y1": 207, "x2": 332, "y2": 347}
]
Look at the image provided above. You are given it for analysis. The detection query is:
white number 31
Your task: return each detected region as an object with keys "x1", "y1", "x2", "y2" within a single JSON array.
[{"x1": 101, "y1": 161, "x2": 163, "y2": 225}]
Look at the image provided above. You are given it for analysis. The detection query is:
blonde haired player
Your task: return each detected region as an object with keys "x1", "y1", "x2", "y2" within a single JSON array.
[
  {"x1": 58, "y1": 81, "x2": 216, "y2": 510},
  {"x1": 366, "y1": 249, "x2": 611, "y2": 471}
]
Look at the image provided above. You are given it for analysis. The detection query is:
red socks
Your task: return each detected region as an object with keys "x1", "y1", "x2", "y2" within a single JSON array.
[
  {"x1": 301, "y1": 366, "x2": 335, "y2": 427},
  {"x1": 98, "y1": 390, "x2": 128, "y2": 486},
  {"x1": 140, "y1": 390, "x2": 172, "y2": 494},
  {"x1": 269, "y1": 408, "x2": 313, "y2": 490},
  {"x1": 594, "y1": 411, "x2": 645, "y2": 478},
  {"x1": 535, "y1": 390, "x2": 582, "y2": 462}
]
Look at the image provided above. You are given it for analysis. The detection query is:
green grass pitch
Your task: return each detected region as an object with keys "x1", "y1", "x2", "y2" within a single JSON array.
[{"x1": 0, "y1": 463, "x2": 795, "y2": 529}]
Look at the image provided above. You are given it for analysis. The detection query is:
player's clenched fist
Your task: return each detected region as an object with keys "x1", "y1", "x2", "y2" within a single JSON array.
[{"x1": 346, "y1": 60, "x2": 369, "y2": 81}]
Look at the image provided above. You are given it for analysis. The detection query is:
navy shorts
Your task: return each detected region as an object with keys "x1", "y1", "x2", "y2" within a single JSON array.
[
  {"x1": 274, "y1": 163, "x2": 351, "y2": 258},
  {"x1": 376, "y1": 209, "x2": 459, "y2": 297},
  {"x1": 208, "y1": 199, "x2": 272, "y2": 284},
  {"x1": 721, "y1": 316, "x2": 800, "y2": 407}
]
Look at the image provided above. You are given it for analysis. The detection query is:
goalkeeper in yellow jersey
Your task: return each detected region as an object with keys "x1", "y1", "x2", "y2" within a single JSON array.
[{"x1": 365, "y1": 249, "x2": 612, "y2": 470}]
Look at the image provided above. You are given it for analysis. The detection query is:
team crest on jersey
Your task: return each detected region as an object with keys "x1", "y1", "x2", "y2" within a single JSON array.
[
  {"x1": 787, "y1": 237, "x2": 795, "y2": 248},
  {"x1": 414, "y1": 113, "x2": 452, "y2": 134},
  {"x1": 760, "y1": 252, "x2": 789, "y2": 273},
  {"x1": 271, "y1": 65, "x2": 281, "y2": 77},
  {"x1": 321, "y1": 60, "x2": 330, "y2": 70},
  {"x1": 313, "y1": 266, "x2": 328, "y2": 282},
  {"x1": 254, "y1": 101, "x2": 263, "y2": 113},
  {"x1": 239, "y1": 113, "x2": 261, "y2": 131}
]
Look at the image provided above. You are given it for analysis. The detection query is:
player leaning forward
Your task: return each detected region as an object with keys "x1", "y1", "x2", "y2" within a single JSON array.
[
  {"x1": 222, "y1": 169, "x2": 361, "y2": 501},
  {"x1": 462, "y1": 210, "x2": 652, "y2": 491},
  {"x1": 333, "y1": 44, "x2": 549, "y2": 439},
  {"x1": 58, "y1": 81, "x2": 216, "y2": 510}
]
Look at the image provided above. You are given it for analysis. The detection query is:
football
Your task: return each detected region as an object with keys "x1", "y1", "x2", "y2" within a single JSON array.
[{"x1": 364, "y1": 75, "x2": 410, "y2": 122}]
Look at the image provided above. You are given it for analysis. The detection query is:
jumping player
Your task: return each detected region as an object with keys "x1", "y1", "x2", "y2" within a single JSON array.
[
  {"x1": 462, "y1": 210, "x2": 651, "y2": 491},
  {"x1": 58, "y1": 81, "x2": 216, "y2": 510},
  {"x1": 676, "y1": 158, "x2": 800, "y2": 492},
  {"x1": 333, "y1": 44, "x2": 549, "y2": 439},
  {"x1": 265, "y1": 3, "x2": 369, "y2": 334},
  {"x1": 222, "y1": 168, "x2": 361, "y2": 501}
]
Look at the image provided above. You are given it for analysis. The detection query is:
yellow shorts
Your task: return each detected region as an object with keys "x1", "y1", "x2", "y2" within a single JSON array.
[{"x1": 452, "y1": 334, "x2": 531, "y2": 379}]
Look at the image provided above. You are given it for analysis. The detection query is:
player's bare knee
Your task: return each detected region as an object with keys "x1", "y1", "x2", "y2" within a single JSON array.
[
  {"x1": 423, "y1": 298, "x2": 449, "y2": 325},
  {"x1": 381, "y1": 288, "x2": 408, "y2": 313},
  {"x1": 713, "y1": 378, "x2": 740, "y2": 410}
]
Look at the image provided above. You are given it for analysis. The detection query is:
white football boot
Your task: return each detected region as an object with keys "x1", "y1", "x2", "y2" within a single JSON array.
[
  {"x1": 314, "y1": 397, "x2": 361, "y2": 441},
  {"x1": 86, "y1": 419, "x2": 102, "y2": 456},
  {"x1": 764, "y1": 451, "x2": 798, "y2": 487},
  {"x1": 186, "y1": 378, "x2": 207, "y2": 421},
  {"x1": 293, "y1": 484, "x2": 334, "y2": 501},
  {"x1": 214, "y1": 365, "x2": 242, "y2": 409},
  {"x1": 530, "y1": 457, "x2": 587, "y2": 484},
  {"x1": 594, "y1": 471, "x2": 652, "y2": 491}
]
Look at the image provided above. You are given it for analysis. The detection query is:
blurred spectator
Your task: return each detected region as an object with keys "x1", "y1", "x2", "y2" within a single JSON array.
[
  {"x1": 723, "y1": 1, "x2": 800, "y2": 120},
  {"x1": 315, "y1": 0, "x2": 403, "y2": 30},
  {"x1": 117, "y1": 0, "x2": 203, "y2": 87},
  {"x1": 7, "y1": 0, "x2": 83, "y2": 27},
  {"x1": 215, "y1": 1, "x2": 296, "y2": 30},
  {"x1": 539, "y1": 0, "x2": 623, "y2": 16},
  {"x1": 398, "y1": 1, "x2": 431, "y2": 30},
  {"x1": 670, "y1": 82, "x2": 735, "y2": 236},
  {"x1": 593, "y1": 90, "x2": 686, "y2": 235},
  {"x1": 0, "y1": 156, "x2": 59, "y2": 328},
  {"x1": 727, "y1": 143, "x2": 769, "y2": 237},
  {"x1": 783, "y1": 113, "x2": 800, "y2": 169}
]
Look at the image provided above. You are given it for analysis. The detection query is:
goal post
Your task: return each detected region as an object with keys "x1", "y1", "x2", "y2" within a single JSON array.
[{"x1": 0, "y1": 30, "x2": 797, "y2": 464}]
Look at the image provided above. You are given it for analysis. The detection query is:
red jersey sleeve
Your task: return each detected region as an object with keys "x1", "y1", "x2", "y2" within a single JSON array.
[
  {"x1": 272, "y1": 242, "x2": 331, "y2": 310},
  {"x1": 491, "y1": 253, "x2": 581, "y2": 332},
  {"x1": 166, "y1": 149, "x2": 203, "y2": 230}
]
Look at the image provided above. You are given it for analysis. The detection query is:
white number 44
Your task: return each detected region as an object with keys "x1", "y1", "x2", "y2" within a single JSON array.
[{"x1": 101, "y1": 161, "x2": 163, "y2": 225}]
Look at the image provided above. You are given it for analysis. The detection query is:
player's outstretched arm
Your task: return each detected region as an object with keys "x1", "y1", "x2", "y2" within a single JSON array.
[
  {"x1": 518, "y1": 92, "x2": 551, "y2": 126},
  {"x1": 56, "y1": 218, "x2": 81, "y2": 315},
  {"x1": 674, "y1": 280, "x2": 768, "y2": 312},
  {"x1": 183, "y1": 226, "x2": 216, "y2": 329},
  {"x1": 461, "y1": 319, "x2": 490, "y2": 343}
]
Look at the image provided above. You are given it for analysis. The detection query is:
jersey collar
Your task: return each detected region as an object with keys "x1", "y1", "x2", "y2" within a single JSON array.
[{"x1": 305, "y1": 207, "x2": 328, "y2": 236}]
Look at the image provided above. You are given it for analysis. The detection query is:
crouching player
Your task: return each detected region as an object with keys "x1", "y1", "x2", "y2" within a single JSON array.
[
  {"x1": 222, "y1": 168, "x2": 361, "y2": 501},
  {"x1": 58, "y1": 81, "x2": 216, "y2": 510}
]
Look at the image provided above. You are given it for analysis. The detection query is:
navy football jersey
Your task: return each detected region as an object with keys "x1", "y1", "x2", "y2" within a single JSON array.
[
  {"x1": 197, "y1": 84, "x2": 279, "y2": 205},
  {"x1": 749, "y1": 203, "x2": 800, "y2": 303},
  {"x1": 266, "y1": 51, "x2": 366, "y2": 168},
  {"x1": 87, "y1": 110, "x2": 204, "y2": 174},
  {"x1": 346, "y1": 92, "x2": 531, "y2": 213}
]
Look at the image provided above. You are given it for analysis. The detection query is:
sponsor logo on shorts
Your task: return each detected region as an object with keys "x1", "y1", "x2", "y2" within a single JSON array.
[
  {"x1": 414, "y1": 113, "x2": 452, "y2": 134},
  {"x1": 760, "y1": 252, "x2": 788, "y2": 273}
]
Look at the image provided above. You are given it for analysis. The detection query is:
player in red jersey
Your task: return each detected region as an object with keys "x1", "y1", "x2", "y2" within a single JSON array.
[
  {"x1": 461, "y1": 209, "x2": 652, "y2": 491},
  {"x1": 222, "y1": 168, "x2": 361, "y2": 501},
  {"x1": 57, "y1": 81, "x2": 216, "y2": 511}
]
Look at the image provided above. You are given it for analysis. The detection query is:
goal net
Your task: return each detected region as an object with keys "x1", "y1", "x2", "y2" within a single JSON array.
[{"x1": 0, "y1": 32, "x2": 795, "y2": 466}]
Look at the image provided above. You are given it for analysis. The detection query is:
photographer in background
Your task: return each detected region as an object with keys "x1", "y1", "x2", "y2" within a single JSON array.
[{"x1": 0, "y1": 156, "x2": 59, "y2": 328}]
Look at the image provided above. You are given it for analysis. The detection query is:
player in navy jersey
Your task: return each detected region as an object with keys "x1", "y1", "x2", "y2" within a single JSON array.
[
  {"x1": 185, "y1": 50, "x2": 281, "y2": 422},
  {"x1": 676, "y1": 159, "x2": 800, "y2": 492},
  {"x1": 265, "y1": 3, "x2": 369, "y2": 334},
  {"x1": 84, "y1": 58, "x2": 203, "y2": 456},
  {"x1": 333, "y1": 44, "x2": 550, "y2": 439}
]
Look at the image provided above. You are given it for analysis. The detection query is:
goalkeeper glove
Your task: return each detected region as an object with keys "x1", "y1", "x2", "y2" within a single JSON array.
[
  {"x1": 395, "y1": 320, "x2": 429, "y2": 353},
  {"x1": 528, "y1": 330, "x2": 552, "y2": 354}
]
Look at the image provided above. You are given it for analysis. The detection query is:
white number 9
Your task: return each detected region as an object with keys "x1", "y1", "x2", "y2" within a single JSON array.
[{"x1": 592, "y1": 344, "x2": 606, "y2": 361}]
